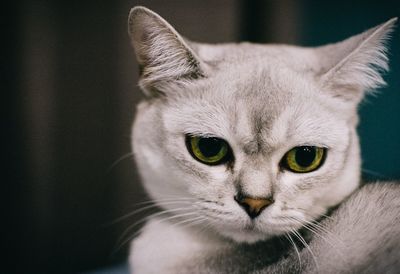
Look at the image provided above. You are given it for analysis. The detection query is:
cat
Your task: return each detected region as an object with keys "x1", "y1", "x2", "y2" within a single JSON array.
[{"x1": 127, "y1": 6, "x2": 399, "y2": 274}]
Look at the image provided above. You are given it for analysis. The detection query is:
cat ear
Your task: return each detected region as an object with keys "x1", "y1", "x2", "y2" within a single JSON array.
[
  {"x1": 318, "y1": 18, "x2": 397, "y2": 104},
  {"x1": 128, "y1": 6, "x2": 206, "y2": 96}
]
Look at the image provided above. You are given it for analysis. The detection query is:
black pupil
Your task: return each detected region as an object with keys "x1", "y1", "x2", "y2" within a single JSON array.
[
  {"x1": 198, "y1": 138, "x2": 223, "y2": 157},
  {"x1": 295, "y1": 146, "x2": 316, "y2": 167}
]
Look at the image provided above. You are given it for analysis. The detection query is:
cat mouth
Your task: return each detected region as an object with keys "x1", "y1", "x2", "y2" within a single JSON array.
[
  {"x1": 244, "y1": 220, "x2": 256, "y2": 231},
  {"x1": 244, "y1": 224, "x2": 255, "y2": 231},
  {"x1": 240, "y1": 219, "x2": 294, "y2": 235},
  {"x1": 243, "y1": 221, "x2": 260, "y2": 232}
]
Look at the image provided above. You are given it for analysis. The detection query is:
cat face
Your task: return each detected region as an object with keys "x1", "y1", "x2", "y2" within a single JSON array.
[{"x1": 128, "y1": 7, "x2": 395, "y2": 243}]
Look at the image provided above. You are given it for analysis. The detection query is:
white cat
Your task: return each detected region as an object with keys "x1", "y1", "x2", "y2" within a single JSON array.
[{"x1": 127, "y1": 6, "x2": 399, "y2": 273}]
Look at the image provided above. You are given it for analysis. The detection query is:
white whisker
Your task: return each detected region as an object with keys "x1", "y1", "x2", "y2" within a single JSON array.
[
  {"x1": 285, "y1": 233, "x2": 302, "y2": 269},
  {"x1": 106, "y1": 200, "x2": 196, "y2": 226},
  {"x1": 133, "y1": 197, "x2": 197, "y2": 206},
  {"x1": 155, "y1": 211, "x2": 200, "y2": 224},
  {"x1": 115, "y1": 211, "x2": 201, "y2": 253},
  {"x1": 116, "y1": 207, "x2": 193, "y2": 249},
  {"x1": 107, "y1": 152, "x2": 134, "y2": 172},
  {"x1": 170, "y1": 216, "x2": 207, "y2": 230},
  {"x1": 291, "y1": 229, "x2": 319, "y2": 273},
  {"x1": 298, "y1": 214, "x2": 345, "y2": 247},
  {"x1": 289, "y1": 216, "x2": 345, "y2": 260}
]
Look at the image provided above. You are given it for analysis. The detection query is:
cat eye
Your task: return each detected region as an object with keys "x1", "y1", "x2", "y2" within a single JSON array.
[
  {"x1": 281, "y1": 146, "x2": 326, "y2": 173},
  {"x1": 186, "y1": 135, "x2": 232, "y2": 165}
]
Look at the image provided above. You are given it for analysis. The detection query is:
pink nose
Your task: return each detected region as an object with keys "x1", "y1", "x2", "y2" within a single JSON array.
[{"x1": 234, "y1": 194, "x2": 274, "y2": 219}]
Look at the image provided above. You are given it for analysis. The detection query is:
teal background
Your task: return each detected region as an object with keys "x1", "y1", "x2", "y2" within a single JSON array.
[{"x1": 300, "y1": 1, "x2": 400, "y2": 180}]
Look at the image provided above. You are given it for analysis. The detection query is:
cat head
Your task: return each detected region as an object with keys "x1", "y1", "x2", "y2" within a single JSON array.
[{"x1": 128, "y1": 6, "x2": 396, "y2": 243}]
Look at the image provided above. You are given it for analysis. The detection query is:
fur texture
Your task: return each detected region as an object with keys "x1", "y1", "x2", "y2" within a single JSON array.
[{"x1": 127, "y1": 6, "x2": 399, "y2": 273}]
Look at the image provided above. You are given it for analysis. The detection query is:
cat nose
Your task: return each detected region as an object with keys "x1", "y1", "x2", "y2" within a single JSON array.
[{"x1": 234, "y1": 193, "x2": 274, "y2": 219}]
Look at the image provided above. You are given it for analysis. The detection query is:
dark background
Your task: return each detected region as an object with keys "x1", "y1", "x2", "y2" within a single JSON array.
[{"x1": 4, "y1": 0, "x2": 400, "y2": 273}]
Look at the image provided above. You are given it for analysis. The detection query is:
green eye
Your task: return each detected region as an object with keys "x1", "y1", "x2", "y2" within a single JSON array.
[
  {"x1": 186, "y1": 135, "x2": 232, "y2": 165},
  {"x1": 281, "y1": 146, "x2": 326, "y2": 173}
]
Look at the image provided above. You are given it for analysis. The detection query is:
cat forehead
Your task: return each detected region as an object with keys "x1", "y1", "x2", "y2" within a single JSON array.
[
  {"x1": 163, "y1": 74, "x2": 344, "y2": 152},
  {"x1": 196, "y1": 43, "x2": 322, "y2": 76},
  {"x1": 162, "y1": 44, "x2": 348, "y2": 149},
  {"x1": 192, "y1": 43, "x2": 324, "y2": 106},
  {"x1": 173, "y1": 46, "x2": 321, "y2": 119}
]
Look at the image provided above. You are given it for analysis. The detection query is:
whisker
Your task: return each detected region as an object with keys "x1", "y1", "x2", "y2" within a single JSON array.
[
  {"x1": 285, "y1": 233, "x2": 302, "y2": 269},
  {"x1": 317, "y1": 213, "x2": 336, "y2": 222},
  {"x1": 131, "y1": 197, "x2": 197, "y2": 207},
  {"x1": 169, "y1": 216, "x2": 207, "y2": 230},
  {"x1": 114, "y1": 211, "x2": 200, "y2": 253},
  {"x1": 104, "y1": 200, "x2": 195, "y2": 226},
  {"x1": 303, "y1": 224, "x2": 336, "y2": 247},
  {"x1": 362, "y1": 168, "x2": 387, "y2": 179},
  {"x1": 202, "y1": 212, "x2": 236, "y2": 222},
  {"x1": 291, "y1": 229, "x2": 319, "y2": 272},
  {"x1": 289, "y1": 217, "x2": 344, "y2": 258},
  {"x1": 116, "y1": 207, "x2": 193, "y2": 248},
  {"x1": 197, "y1": 206, "x2": 232, "y2": 216},
  {"x1": 155, "y1": 211, "x2": 201, "y2": 224},
  {"x1": 297, "y1": 214, "x2": 345, "y2": 247},
  {"x1": 113, "y1": 227, "x2": 144, "y2": 255},
  {"x1": 292, "y1": 208, "x2": 335, "y2": 223},
  {"x1": 308, "y1": 222, "x2": 343, "y2": 244},
  {"x1": 196, "y1": 217, "x2": 216, "y2": 234},
  {"x1": 107, "y1": 152, "x2": 134, "y2": 172}
]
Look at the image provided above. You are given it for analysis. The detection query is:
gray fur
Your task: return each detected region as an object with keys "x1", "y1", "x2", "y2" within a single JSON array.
[{"x1": 127, "y1": 6, "x2": 399, "y2": 274}]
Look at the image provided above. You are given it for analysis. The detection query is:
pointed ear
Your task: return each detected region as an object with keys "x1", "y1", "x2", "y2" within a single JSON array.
[
  {"x1": 318, "y1": 18, "x2": 397, "y2": 104},
  {"x1": 128, "y1": 6, "x2": 206, "y2": 96}
]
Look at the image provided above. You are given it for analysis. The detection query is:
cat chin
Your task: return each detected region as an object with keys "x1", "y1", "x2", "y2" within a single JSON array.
[{"x1": 218, "y1": 229, "x2": 275, "y2": 244}]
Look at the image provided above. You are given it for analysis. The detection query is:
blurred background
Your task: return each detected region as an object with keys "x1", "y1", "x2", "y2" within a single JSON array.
[{"x1": 4, "y1": 0, "x2": 400, "y2": 273}]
